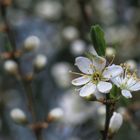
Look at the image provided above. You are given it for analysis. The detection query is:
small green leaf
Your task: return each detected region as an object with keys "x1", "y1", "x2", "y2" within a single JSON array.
[{"x1": 90, "y1": 25, "x2": 107, "y2": 56}]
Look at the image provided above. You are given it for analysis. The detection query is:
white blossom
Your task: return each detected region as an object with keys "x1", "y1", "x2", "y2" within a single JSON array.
[
  {"x1": 106, "y1": 47, "x2": 116, "y2": 57},
  {"x1": 10, "y1": 108, "x2": 27, "y2": 124},
  {"x1": 24, "y1": 35, "x2": 40, "y2": 51},
  {"x1": 112, "y1": 66, "x2": 140, "y2": 98},
  {"x1": 4, "y1": 60, "x2": 18, "y2": 74},
  {"x1": 109, "y1": 112, "x2": 123, "y2": 133},
  {"x1": 62, "y1": 26, "x2": 79, "y2": 41},
  {"x1": 34, "y1": 54, "x2": 47, "y2": 70},
  {"x1": 48, "y1": 108, "x2": 64, "y2": 121},
  {"x1": 125, "y1": 59, "x2": 137, "y2": 71},
  {"x1": 35, "y1": 1, "x2": 62, "y2": 20},
  {"x1": 59, "y1": 91, "x2": 99, "y2": 125},
  {"x1": 71, "y1": 54, "x2": 123, "y2": 99},
  {"x1": 70, "y1": 40, "x2": 86, "y2": 56}
]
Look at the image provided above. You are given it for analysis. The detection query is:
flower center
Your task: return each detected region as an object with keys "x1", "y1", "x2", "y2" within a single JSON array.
[{"x1": 92, "y1": 71, "x2": 101, "y2": 84}]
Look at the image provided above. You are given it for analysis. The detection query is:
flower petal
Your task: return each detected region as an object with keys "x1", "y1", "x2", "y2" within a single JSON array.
[
  {"x1": 75, "y1": 57, "x2": 93, "y2": 74},
  {"x1": 72, "y1": 76, "x2": 90, "y2": 86},
  {"x1": 79, "y1": 82, "x2": 96, "y2": 97},
  {"x1": 129, "y1": 81, "x2": 140, "y2": 91},
  {"x1": 90, "y1": 47, "x2": 98, "y2": 56},
  {"x1": 102, "y1": 65, "x2": 123, "y2": 79},
  {"x1": 126, "y1": 77, "x2": 137, "y2": 87},
  {"x1": 111, "y1": 76, "x2": 123, "y2": 87},
  {"x1": 92, "y1": 56, "x2": 106, "y2": 72},
  {"x1": 121, "y1": 89, "x2": 132, "y2": 98},
  {"x1": 97, "y1": 81, "x2": 112, "y2": 93}
]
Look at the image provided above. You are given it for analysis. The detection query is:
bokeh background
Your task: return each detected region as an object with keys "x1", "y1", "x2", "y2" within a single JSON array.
[{"x1": 0, "y1": 0, "x2": 140, "y2": 140}]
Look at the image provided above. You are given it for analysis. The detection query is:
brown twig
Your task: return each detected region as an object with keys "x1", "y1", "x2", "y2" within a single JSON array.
[{"x1": 102, "y1": 94, "x2": 115, "y2": 140}]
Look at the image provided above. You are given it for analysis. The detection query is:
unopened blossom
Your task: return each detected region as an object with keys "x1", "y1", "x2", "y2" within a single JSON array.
[
  {"x1": 36, "y1": 1, "x2": 62, "y2": 20},
  {"x1": 109, "y1": 112, "x2": 123, "y2": 134},
  {"x1": 10, "y1": 108, "x2": 27, "y2": 124},
  {"x1": 62, "y1": 26, "x2": 79, "y2": 41},
  {"x1": 24, "y1": 35, "x2": 40, "y2": 51},
  {"x1": 112, "y1": 64, "x2": 140, "y2": 98},
  {"x1": 34, "y1": 54, "x2": 47, "y2": 70},
  {"x1": 70, "y1": 40, "x2": 86, "y2": 56},
  {"x1": 4, "y1": 60, "x2": 18, "y2": 75},
  {"x1": 72, "y1": 54, "x2": 123, "y2": 99},
  {"x1": 125, "y1": 59, "x2": 137, "y2": 71},
  {"x1": 106, "y1": 47, "x2": 116, "y2": 58},
  {"x1": 48, "y1": 108, "x2": 64, "y2": 121}
]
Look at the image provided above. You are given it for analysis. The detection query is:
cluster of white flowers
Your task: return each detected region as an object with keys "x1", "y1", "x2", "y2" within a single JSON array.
[
  {"x1": 112, "y1": 64, "x2": 140, "y2": 98},
  {"x1": 71, "y1": 51, "x2": 140, "y2": 99}
]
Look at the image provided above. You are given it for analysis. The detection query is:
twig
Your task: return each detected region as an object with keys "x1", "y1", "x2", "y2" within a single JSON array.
[
  {"x1": 77, "y1": 0, "x2": 91, "y2": 40},
  {"x1": 0, "y1": 2, "x2": 43, "y2": 140},
  {"x1": 102, "y1": 94, "x2": 114, "y2": 140}
]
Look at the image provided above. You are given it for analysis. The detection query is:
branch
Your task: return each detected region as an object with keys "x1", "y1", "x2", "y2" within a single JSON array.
[{"x1": 102, "y1": 94, "x2": 114, "y2": 140}]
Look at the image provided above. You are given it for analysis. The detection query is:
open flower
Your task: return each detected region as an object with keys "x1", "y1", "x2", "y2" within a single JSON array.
[
  {"x1": 111, "y1": 66, "x2": 140, "y2": 98},
  {"x1": 72, "y1": 55, "x2": 123, "y2": 99}
]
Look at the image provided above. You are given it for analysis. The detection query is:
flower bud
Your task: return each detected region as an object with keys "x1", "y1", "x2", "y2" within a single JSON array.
[
  {"x1": 10, "y1": 108, "x2": 28, "y2": 125},
  {"x1": 34, "y1": 54, "x2": 47, "y2": 70},
  {"x1": 125, "y1": 60, "x2": 137, "y2": 71},
  {"x1": 106, "y1": 47, "x2": 116, "y2": 57},
  {"x1": 48, "y1": 108, "x2": 64, "y2": 122},
  {"x1": 109, "y1": 112, "x2": 123, "y2": 134},
  {"x1": 24, "y1": 36, "x2": 40, "y2": 51},
  {"x1": 62, "y1": 26, "x2": 79, "y2": 41},
  {"x1": 70, "y1": 40, "x2": 86, "y2": 56},
  {"x1": 35, "y1": 1, "x2": 62, "y2": 20},
  {"x1": 4, "y1": 60, "x2": 18, "y2": 75}
]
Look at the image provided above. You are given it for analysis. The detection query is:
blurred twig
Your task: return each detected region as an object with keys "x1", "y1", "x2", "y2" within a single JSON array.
[
  {"x1": 77, "y1": 0, "x2": 91, "y2": 40},
  {"x1": 0, "y1": 1, "x2": 43, "y2": 140}
]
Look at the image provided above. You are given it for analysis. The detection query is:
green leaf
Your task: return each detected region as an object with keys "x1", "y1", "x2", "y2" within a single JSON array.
[{"x1": 90, "y1": 25, "x2": 107, "y2": 56}]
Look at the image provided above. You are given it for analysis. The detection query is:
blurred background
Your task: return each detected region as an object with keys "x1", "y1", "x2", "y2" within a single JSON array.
[{"x1": 0, "y1": 0, "x2": 140, "y2": 140}]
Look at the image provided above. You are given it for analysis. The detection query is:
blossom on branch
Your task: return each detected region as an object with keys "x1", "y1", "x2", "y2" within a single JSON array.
[
  {"x1": 111, "y1": 64, "x2": 140, "y2": 98},
  {"x1": 71, "y1": 54, "x2": 123, "y2": 99}
]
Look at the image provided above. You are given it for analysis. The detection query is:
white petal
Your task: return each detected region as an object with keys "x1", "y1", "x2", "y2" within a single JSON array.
[
  {"x1": 72, "y1": 76, "x2": 90, "y2": 86},
  {"x1": 121, "y1": 90, "x2": 132, "y2": 98},
  {"x1": 90, "y1": 47, "x2": 98, "y2": 56},
  {"x1": 75, "y1": 57, "x2": 93, "y2": 74},
  {"x1": 103, "y1": 65, "x2": 123, "y2": 79},
  {"x1": 79, "y1": 82, "x2": 96, "y2": 97},
  {"x1": 129, "y1": 81, "x2": 140, "y2": 91},
  {"x1": 111, "y1": 76, "x2": 123, "y2": 87},
  {"x1": 97, "y1": 81, "x2": 112, "y2": 93},
  {"x1": 126, "y1": 77, "x2": 137, "y2": 87},
  {"x1": 92, "y1": 56, "x2": 106, "y2": 72}
]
